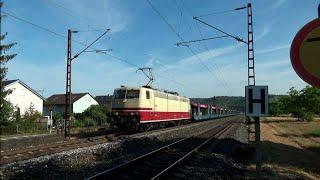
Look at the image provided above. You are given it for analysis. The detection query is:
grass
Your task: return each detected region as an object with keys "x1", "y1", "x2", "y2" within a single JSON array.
[
  {"x1": 256, "y1": 117, "x2": 320, "y2": 179},
  {"x1": 305, "y1": 129, "x2": 320, "y2": 137}
]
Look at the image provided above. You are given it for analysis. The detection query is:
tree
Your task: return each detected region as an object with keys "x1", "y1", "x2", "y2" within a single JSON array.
[
  {"x1": 299, "y1": 86, "x2": 320, "y2": 115},
  {"x1": 0, "y1": 1, "x2": 17, "y2": 128},
  {"x1": 269, "y1": 100, "x2": 285, "y2": 116},
  {"x1": 286, "y1": 87, "x2": 302, "y2": 120}
]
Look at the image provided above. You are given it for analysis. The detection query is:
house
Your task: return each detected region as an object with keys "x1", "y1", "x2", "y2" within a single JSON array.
[
  {"x1": 95, "y1": 95, "x2": 112, "y2": 112},
  {"x1": 43, "y1": 93, "x2": 98, "y2": 116},
  {"x1": 4, "y1": 79, "x2": 46, "y2": 116}
]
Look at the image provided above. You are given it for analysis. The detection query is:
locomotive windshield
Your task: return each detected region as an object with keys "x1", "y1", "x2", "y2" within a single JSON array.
[{"x1": 114, "y1": 89, "x2": 140, "y2": 99}]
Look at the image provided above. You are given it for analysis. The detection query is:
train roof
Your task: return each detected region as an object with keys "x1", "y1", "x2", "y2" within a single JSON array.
[{"x1": 115, "y1": 85, "x2": 187, "y2": 98}]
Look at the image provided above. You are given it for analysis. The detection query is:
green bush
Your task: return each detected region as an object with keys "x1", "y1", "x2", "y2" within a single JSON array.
[
  {"x1": 83, "y1": 117, "x2": 97, "y2": 127},
  {"x1": 300, "y1": 111, "x2": 315, "y2": 122},
  {"x1": 73, "y1": 105, "x2": 109, "y2": 127}
]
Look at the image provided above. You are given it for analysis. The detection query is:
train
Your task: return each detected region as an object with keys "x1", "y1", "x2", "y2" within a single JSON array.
[{"x1": 111, "y1": 85, "x2": 238, "y2": 130}]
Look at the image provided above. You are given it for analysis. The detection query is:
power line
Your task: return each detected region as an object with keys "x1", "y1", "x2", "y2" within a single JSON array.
[
  {"x1": 3, "y1": 11, "x2": 66, "y2": 39},
  {"x1": 146, "y1": 0, "x2": 232, "y2": 95},
  {"x1": 195, "y1": 5, "x2": 246, "y2": 18},
  {"x1": 44, "y1": 0, "x2": 99, "y2": 28},
  {"x1": 2, "y1": 11, "x2": 106, "y2": 48},
  {"x1": 175, "y1": 1, "x2": 234, "y2": 95},
  {"x1": 102, "y1": 52, "x2": 203, "y2": 96},
  {"x1": 4, "y1": 6, "x2": 203, "y2": 97},
  {"x1": 176, "y1": 35, "x2": 228, "y2": 46},
  {"x1": 178, "y1": 1, "x2": 243, "y2": 94}
]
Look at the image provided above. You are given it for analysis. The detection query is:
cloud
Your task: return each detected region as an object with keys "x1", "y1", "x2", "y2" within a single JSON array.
[
  {"x1": 50, "y1": 0, "x2": 130, "y2": 33},
  {"x1": 256, "y1": 44, "x2": 290, "y2": 54},
  {"x1": 255, "y1": 26, "x2": 271, "y2": 42},
  {"x1": 268, "y1": 0, "x2": 287, "y2": 10},
  {"x1": 156, "y1": 44, "x2": 240, "y2": 73}
]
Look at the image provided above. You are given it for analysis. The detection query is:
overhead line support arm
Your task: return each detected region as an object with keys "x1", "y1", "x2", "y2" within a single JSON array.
[
  {"x1": 193, "y1": 17, "x2": 247, "y2": 44},
  {"x1": 176, "y1": 35, "x2": 229, "y2": 46},
  {"x1": 72, "y1": 28, "x2": 110, "y2": 60}
]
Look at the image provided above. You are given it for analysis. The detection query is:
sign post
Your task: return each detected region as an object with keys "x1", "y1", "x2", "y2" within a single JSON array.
[{"x1": 245, "y1": 85, "x2": 269, "y2": 177}]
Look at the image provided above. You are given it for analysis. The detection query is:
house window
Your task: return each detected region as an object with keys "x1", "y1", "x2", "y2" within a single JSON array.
[{"x1": 146, "y1": 91, "x2": 150, "y2": 99}]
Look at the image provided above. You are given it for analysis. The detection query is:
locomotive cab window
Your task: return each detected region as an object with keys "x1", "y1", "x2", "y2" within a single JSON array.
[
  {"x1": 114, "y1": 89, "x2": 139, "y2": 99},
  {"x1": 146, "y1": 91, "x2": 150, "y2": 99},
  {"x1": 126, "y1": 90, "x2": 140, "y2": 99},
  {"x1": 114, "y1": 90, "x2": 126, "y2": 99}
]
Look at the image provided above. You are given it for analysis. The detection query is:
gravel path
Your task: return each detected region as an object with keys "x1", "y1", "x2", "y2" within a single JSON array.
[{"x1": 0, "y1": 116, "x2": 241, "y2": 179}]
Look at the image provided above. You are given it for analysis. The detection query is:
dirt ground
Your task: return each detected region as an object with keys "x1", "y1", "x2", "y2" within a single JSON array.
[{"x1": 257, "y1": 117, "x2": 320, "y2": 179}]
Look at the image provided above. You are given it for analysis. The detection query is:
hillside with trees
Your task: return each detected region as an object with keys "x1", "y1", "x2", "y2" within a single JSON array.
[{"x1": 191, "y1": 95, "x2": 285, "y2": 112}]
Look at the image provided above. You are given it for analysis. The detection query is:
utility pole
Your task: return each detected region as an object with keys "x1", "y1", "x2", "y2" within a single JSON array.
[
  {"x1": 64, "y1": 28, "x2": 110, "y2": 139},
  {"x1": 246, "y1": 3, "x2": 261, "y2": 178},
  {"x1": 65, "y1": 29, "x2": 72, "y2": 139},
  {"x1": 247, "y1": 3, "x2": 255, "y2": 86}
]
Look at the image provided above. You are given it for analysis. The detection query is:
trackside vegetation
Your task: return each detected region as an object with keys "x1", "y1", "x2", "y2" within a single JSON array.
[{"x1": 269, "y1": 86, "x2": 320, "y2": 121}]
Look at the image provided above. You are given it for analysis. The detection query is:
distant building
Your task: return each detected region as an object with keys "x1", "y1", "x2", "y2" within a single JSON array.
[
  {"x1": 43, "y1": 93, "x2": 98, "y2": 116},
  {"x1": 4, "y1": 79, "x2": 46, "y2": 116},
  {"x1": 95, "y1": 95, "x2": 112, "y2": 112}
]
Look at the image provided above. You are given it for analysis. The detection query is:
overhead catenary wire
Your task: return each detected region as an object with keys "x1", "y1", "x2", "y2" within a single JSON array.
[
  {"x1": 2, "y1": 11, "x2": 91, "y2": 47},
  {"x1": 44, "y1": 0, "x2": 103, "y2": 30},
  {"x1": 146, "y1": 0, "x2": 232, "y2": 95},
  {"x1": 179, "y1": 1, "x2": 247, "y2": 95},
  {"x1": 102, "y1": 52, "x2": 203, "y2": 97},
  {"x1": 175, "y1": 0, "x2": 234, "y2": 94},
  {"x1": 176, "y1": 35, "x2": 228, "y2": 46},
  {"x1": 3, "y1": 11, "x2": 66, "y2": 39},
  {"x1": 44, "y1": 0, "x2": 226, "y2": 97},
  {"x1": 3, "y1": 4, "x2": 206, "y2": 97},
  {"x1": 195, "y1": 5, "x2": 246, "y2": 18}
]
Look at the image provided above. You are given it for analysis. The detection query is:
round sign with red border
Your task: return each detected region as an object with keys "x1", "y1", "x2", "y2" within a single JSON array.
[{"x1": 290, "y1": 18, "x2": 320, "y2": 87}]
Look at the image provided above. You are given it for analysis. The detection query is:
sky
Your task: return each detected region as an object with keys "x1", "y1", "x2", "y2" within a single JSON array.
[{"x1": 2, "y1": 0, "x2": 319, "y2": 98}]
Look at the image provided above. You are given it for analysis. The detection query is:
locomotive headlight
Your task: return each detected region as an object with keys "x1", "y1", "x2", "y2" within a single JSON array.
[
  {"x1": 130, "y1": 112, "x2": 134, "y2": 115},
  {"x1": 114, "y1": 112, "x2": 119, "y2": 115}
]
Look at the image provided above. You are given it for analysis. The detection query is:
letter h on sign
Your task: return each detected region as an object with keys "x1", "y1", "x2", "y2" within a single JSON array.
[{"x1": 245, "y1": 86, "x2": 269, "y2": 117}]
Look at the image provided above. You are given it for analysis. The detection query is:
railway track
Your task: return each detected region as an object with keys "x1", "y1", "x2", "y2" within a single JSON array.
[
  {"x1": 0, "y1": 133, "x2": 123, "y2": 165},
  {"x1": 87, "y1": 120, "x2": 234, "y2": 180},
  {"x1": 0, "y1": 116, "x2": 236, "y2": 166}
]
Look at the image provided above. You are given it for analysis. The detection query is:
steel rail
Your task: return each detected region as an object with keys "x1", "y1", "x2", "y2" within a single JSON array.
[
  {"x1": 86, "y1": 120, "x2": 234, "y2": 180},
  {"x1": 151, "y1": 122, "x2": 233, "y2": 180},
  {"x1": 0, "y1": 133, "x2": 121, "y2": 165},
  {"x1": 86, "y1": 135, "x2": 193, "y2": 180}
]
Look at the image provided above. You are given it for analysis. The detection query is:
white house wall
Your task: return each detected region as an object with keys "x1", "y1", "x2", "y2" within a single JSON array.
[
  {"x1": 73, "y1": 94, "x2": 98, "y2": 113},
  {"x1": 5, "y1": 82, "x2": 43, "y2": 116}
]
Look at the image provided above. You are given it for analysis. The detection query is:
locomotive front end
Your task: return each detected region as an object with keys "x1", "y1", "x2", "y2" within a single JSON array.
[{"x1": 111, "y1": 87, "x2": 142, "y2": 129}]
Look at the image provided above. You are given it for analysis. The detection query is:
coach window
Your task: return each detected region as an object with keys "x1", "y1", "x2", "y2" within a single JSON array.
[{"x1": 146, "y1": 91, "x2": 150, "y2": 99}]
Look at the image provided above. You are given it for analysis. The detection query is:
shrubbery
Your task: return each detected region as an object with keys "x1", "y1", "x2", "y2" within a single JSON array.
[
  {"x1": 0, "y1": 103, "x2": 44, "y2": 135},
  {"x1": 270, "y1": 86, "x2": 320, "y2": 121},
  {"x1": 73, "y1": 105, "x2": 109, "y2": 127}
]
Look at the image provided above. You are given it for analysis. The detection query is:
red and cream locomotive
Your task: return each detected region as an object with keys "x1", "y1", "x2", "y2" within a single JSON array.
[
  {"x1": 111, "y1": 85, "x2": 238, "y2": 130},
  {"x1": 111, "y1": 86, "x2": 191, "y2": 130}
]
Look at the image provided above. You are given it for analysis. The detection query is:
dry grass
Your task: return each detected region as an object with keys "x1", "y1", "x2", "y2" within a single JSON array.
[{"x1": 255, "y1": 117, "x2": 320, "y2": 179}]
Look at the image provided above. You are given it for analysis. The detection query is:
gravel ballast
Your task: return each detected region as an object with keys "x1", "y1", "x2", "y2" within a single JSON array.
[{"x1": 1, "y1": 116, "x2": 239, "y2": 179}]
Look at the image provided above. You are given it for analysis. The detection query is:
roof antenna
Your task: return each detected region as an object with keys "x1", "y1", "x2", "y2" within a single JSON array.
[{"x1": 137, "y1": 67, "x2": 154, "y2": 87}]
